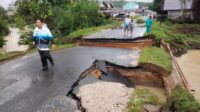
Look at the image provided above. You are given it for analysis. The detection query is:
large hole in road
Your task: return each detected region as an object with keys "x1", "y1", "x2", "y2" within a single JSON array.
[{"x1": 66, "y1": 60, "x2": 170, "y2": 112}]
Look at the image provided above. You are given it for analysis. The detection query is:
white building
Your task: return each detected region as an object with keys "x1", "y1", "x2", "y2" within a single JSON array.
[{"x1": 163, "y1": 0, "x2": 193, "y2": 19}]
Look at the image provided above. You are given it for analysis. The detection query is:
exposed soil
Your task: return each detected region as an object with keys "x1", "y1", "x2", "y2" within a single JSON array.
[
  {"x1": 77, "y1": 36, "x2": 155, "y2": 49},
  {"x1": 176, "y1": 27, "x2": 199, "y2": 34},
  {"x1": 136, "y1": 86, "x2": 167, "y2": 103},
  {"x1": 66, "y1": 60, "x2": 175, "y2": 111},
  {"x1": 170, "y1": 41, "x2": 200, "y2": 57}
]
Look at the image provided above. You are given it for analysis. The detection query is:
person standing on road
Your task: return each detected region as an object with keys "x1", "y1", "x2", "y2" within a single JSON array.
[
  {"x1": 124, "y1": 15, "x2": 131, "y2": 36},
  {"x1": 146, "y1": 16, "x2": 153, "y2": 33},
  {"x1": 33, "y1": 18, "x2": 55, "y2": 71},
  {"x1": 129, "y1": 19, "x2": 134, "y2": 36}
]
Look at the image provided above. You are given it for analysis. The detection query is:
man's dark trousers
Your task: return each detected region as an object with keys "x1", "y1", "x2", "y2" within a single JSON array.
[{"x1": 38, "y1": 50, "x2": 54, "y2": 68}]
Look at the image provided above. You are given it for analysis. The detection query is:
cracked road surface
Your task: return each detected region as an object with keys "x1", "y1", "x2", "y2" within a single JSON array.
[
  {"x1": 84, "y1": 24, "x2": 146, "y2": 39},
  {"x1": 0, "y1": 46, "x2": 140, "y2": 112}
]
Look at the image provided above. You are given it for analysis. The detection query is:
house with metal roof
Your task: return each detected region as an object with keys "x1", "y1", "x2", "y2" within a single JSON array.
[{"x1": 163, "y1": 0, "x2": 193, "y2": 19}]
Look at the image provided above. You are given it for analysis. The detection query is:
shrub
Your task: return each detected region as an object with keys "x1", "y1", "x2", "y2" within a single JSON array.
[
  {"x1": 19, "y1": 30, "x2": 33, "y2": 45},
  {"x1": 131, "y1": 15, "x2": 140, "y2": 20},
  {"x1": 168, "y1": 85, "x2": 200, "y2": 112},
  {"x1": 0, "y1": 6, "x2": 9, "y2": 47},
  {"x1": 14, "y1": 15, "x2": 25, "y2": 29},
  {"x1": 136, "y1": 18, "x2": 145, "y2": 24},
  {"x1": 52, "y1": 6, "x2": 74, "y2": 37},
  {"x1": 0, "y1": 21, "x2": 9, "y2": 37},
  {"x1": 126, "y1": 89, "x2": 160, "y2": 112},
  {"x1": 0, "y1": 38, "x2": 6, "y2": 47},
  {"x1": 71, "y1": 1, "x2": 108, "y2": 29}
]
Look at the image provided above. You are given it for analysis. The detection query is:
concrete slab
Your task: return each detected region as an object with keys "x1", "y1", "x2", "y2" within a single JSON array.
[
  {"x1": 77, "y1": 81, "x2": 133, "y2": 112},
  {"x1": 36, "y1": 95, "x2": 79, "y2": 112},
  {"x1": 84, "y1": 27, "x2": 146, "y2": 39}
]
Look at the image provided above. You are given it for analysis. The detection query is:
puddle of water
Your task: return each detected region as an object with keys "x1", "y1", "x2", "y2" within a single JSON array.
[
  {"x1": 3, "y1": 28, "x2": 28, "y2": 53},
  {"x1": 176, "y1": 50, "x2": 200, "y2": 101},
  {"x1": 136, "y1": 86, "x2": 167, "y2": 103}
]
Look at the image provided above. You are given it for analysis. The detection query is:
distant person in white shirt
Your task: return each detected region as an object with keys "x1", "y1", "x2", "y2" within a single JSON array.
[{"x1": 124, "y1": 15, "x2": 131, "y2": 37}]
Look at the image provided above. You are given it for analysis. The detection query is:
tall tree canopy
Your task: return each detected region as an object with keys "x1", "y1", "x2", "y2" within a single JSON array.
[{"x1": 150, "y1": 0, "x2": 163, "y2": 12}]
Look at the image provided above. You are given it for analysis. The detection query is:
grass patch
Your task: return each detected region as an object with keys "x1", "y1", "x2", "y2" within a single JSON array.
[
  {"x1": 126, "y1": 89, "x2": 160, "y2": 112},
  {"x1": 148, "y1": 20, "x2": 200, "y2": 56},
  {"x1": 136, "y1": 18, "x2": 145, "y2": 24},
  {"x1": 66, "y1": 23, "x2": 116, "y2": 39},
  {"x1": 139, "y1": 47, "x2": 172, "y2": 72},
  {"x1": 51, "y1": 43, "x2": 77, "y2": 51},
  {"x1": 150, "y1": 21, "x2": 200, "y2": 44},
  {"x1": 168, "y1": 85, "x2": 200, "y2": 112},
  {"x1": 0, "y1": 52, "x2": 25, "y2": 62},
  {"x1": 131, "y1": 15, "x2": 140, "y2": 20},
  {"x1": 131, "y1": 15, "x2": 144, "y2": 24}
]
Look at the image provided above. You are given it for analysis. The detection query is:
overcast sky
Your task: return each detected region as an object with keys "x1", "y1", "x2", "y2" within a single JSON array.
[{"x1": 0, "y1": 0, "x2": 16, "y2": 9}]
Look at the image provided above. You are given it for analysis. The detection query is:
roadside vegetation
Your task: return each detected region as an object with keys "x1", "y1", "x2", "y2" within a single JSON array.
[
  {"x1": 139, "y1": 47, "x2": 172, "y2": 72},
  {"x1": 131, "y1": 15, "x2": 140, "y2": 20},
  {"x1": 149, "y1": 20, "x2": 200, "y2": 56},
  {"x1": 126, "y1": 85, "x2": 200, "y2": 112},
  {"x1": 136, "y1": 18, "x2": 145, "y2": 24},
  {"x1": 126, "y1": 89, "x2": 160, "y2": 112},
  {"x1": 168, "y1": 85, "x2": 200, "y2": 112},
  {"x1": 0, "y1": 6, "x2": 9, "y2": 47},
  {"x1": 0, "y1": 52, "x2": 25, "y2": 62},
  {"x1": 131, "y1": 15, "x2": 145, "y2": 24},
  {"x1": 14, "y1": 0, "x2": 112, "y2": 45}
]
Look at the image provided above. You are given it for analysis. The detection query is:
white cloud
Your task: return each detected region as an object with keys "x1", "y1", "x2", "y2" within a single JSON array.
[{"x1": 0, "y1": 0, "x2": 16, "y2": 9}]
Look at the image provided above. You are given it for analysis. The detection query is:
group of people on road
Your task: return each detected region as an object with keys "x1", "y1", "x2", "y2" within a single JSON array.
[
  {"x1": 124, "y1": 15, "x2": 134, "y2": 37},
  {"x1": 124, "y1": 15, "x2": 153, "y2": 36}
]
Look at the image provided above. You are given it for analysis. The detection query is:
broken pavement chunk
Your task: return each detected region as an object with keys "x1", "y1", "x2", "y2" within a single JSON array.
[{"x1": 94, "y1": 60, "x2": 108, "y2": 75}]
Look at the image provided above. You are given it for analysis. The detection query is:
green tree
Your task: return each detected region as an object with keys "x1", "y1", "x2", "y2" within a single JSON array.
[
  {"x1": 72, "y1": 0, "x2": 105, "y2": 28},
  {"x1": 0, "y1": 6, "x2": 9, "y2": 47},
  {"x1": 15, "y1": 0, "x2": 53, "y2": 23},
  {"x1": 150, "y1": 0, "x2": 163, "y2": 12}
]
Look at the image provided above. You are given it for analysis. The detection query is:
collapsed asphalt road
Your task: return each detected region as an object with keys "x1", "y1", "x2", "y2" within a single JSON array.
[{"x1": 0, "y1": 46, "x2": 140, "y2": 112}]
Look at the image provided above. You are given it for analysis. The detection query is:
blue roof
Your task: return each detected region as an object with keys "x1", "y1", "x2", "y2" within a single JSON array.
[{"x1": 123, "y1": 2, "x2": 139, "y2": 10}]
